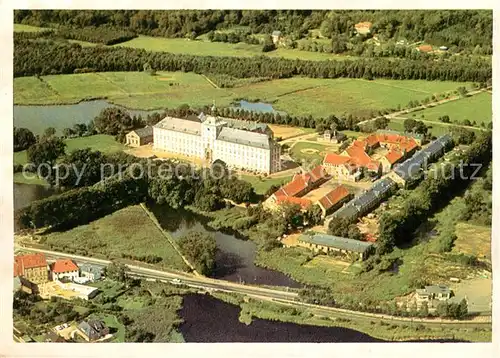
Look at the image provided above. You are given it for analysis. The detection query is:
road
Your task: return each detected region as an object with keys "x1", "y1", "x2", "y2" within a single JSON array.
[{"x1": 15, "y1": 245, "x2": 491, "y2": 327}]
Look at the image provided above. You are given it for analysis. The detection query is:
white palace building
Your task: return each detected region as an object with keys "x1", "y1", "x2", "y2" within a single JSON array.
[{"x1": 153, "y1": 112, "x2": 281, "y2": 174}]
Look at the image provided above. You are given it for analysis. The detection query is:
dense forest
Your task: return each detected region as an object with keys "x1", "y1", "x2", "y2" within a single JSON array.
[
  {"x1": 14, "y1": 38, "x2": 491, "y2": 82},
  {"x1": 14, "y1": 10, "x2": 492, "y2": 51}
]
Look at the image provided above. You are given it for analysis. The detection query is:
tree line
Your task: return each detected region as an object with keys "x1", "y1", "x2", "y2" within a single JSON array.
[
  {"x1": 14, "y1": 10, "x2": 492, "y2": 52},
  {"x1": 14, "y1": 26, "x2": 137, "y2": 45},
  {"x1": 376, "y1": 131, "x2": 492, "y2": 256},
  {"x1": 14, "y1": 38, "x2": 491, "y2": 83}
]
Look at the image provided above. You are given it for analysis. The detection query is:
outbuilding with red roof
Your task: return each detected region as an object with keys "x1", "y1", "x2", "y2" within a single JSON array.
[{"x1": 14, "y1": 253, "x2": 48, "y2": 284}]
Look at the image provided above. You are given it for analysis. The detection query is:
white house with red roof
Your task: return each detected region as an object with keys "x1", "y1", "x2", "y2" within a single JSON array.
[{"x1": 50, "y1": 259, "x2": 80, "y2": 282}]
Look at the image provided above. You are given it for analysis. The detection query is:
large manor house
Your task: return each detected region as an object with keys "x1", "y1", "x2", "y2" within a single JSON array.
[{"x1": 142, "y1": 112, "x2": 281, "y2": 174}]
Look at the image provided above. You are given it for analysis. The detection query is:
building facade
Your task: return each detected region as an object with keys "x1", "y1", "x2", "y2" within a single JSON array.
[
  {"x1": 50, "y1": 259, "x2": 80, "y2": 282},
  {"x1": 126, "y1": 126, "x2": 153, "y2": 147},
  {"x1": 14, "y1": 253, "x2": 48, "y2": 284},
  {"x1": 153, "y1": 114, "x2": 281, "y2": 174}
]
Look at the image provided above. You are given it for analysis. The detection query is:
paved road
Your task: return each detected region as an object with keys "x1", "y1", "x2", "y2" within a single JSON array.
[{"x1": 16, "y1": 245, "x2": 492, "y2": 327}]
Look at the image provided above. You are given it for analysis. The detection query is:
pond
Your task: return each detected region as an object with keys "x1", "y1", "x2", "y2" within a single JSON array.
[
  {"x1": 235, "y1": 100, "x2": 286, "y2": 115},
  {"x1": 148, "y1": 203, "x2": 301, "y2": 288},
  {"x1": 14, "y1": 100, "x2": 160, "y2": 135}
]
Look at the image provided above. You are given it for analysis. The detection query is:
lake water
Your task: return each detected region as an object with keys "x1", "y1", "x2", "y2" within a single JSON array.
[
  {"x1": 14, "y1": 100, "x2": 159, "y2": 135},
  {"x1": 148, "y1": 203, "x2": 301, "y2": 288},
  {"x1": 179, "y1": 293, "x2": 382, "y2": 342},
  {"x1": 236, "y1": 100, "x2": 286, "y2": 114}
]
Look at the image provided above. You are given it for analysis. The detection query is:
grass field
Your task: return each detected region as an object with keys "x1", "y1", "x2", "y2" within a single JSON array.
[
  {"x1": 240, "y1": 174, "x2": 293, "y2": 195},
  {"x1": 40, "y1": 205, "x2": 189, "y2": 271},
  {"x1": 405, "y1": 92, "x2": 492, "y2": 127},
  {"x1": 268, "y1": 124, "x2": 315, "y2": 140},
  {"x1": 453, "y1": 222, "x2": 491, "y2": 262},
  {"x1": 15, "y1": 72, "x2": 471, "y2": 119},
  {"x1": 14, "y1": 135, "x2": 124, "y2": 167},
  {"x1": 14, "y1": 23, "x2": 51, "y2": 32}
]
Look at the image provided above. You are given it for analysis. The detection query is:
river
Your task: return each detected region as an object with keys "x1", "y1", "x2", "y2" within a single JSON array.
[{"x1": 148, "y1": 203, "x2": 301, "y2": 288}]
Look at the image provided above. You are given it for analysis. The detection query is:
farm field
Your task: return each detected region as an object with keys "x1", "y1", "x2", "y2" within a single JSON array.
[
  {"x1": 268, "y1": 124, "x2": 315, "y2": 140},
  {"x1": 40, "y1": 205, "x2": 189, "y2": 271},
  {"x1": 406, "y1": 92, "x2": 492, "y2": 127},
  {"x1": 14, "y1": 72, "x2": 471, "y2": 118},
  {"x1": 387, "y1": 117, "x2": 484, "y2": 137},
  {"x1": 14, "y1": 135, "x2": 124, "y2": 166}
]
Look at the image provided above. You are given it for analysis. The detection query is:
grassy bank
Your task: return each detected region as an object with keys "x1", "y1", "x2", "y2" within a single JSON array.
[
  {"x1": 14, "y1": 72, "x2": 471, "y2": 118},
  {"x1": 38, "y1": 205, "x2": 189, "y2": 271},
  {"x1": 240, "y1": 298, "x2": 491, "y2": 342},
  {"x1": 14, "y1": 135, "x2": 124, "y2": 167}
]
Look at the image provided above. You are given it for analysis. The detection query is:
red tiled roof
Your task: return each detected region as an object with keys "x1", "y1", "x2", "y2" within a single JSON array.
[
  {"x1": 307, "y1": 165, "x2": 328, "y2": 183},
  {"x1": 399, "y1": 138, "x2": 419, "y2": 153},
  {"x1": 318, "y1": 186, "x2": 351, "y2": 211},
  {"x1": 51, "y1": 259, "x2": 79, "y2": 273},
  {"x1": 276, "y1": 196, "x2": 312, "y2": 210},
  {"x1": 355, "y1": 21, "x2": 372, "y2": 29},
  {"x1": 385, "y1": 150, "x2": 404, "y2": 165},
  {"x1": 418, "y1": 45, "x2": 433, "y2": 52},
  {"x1": 323, "y1": 153, "x2": 351, "y2": 166},
  {"x1": 364, "y1": 134, "x2": 380, "y2": 147},
  {"x1": 14, "y1": 253, "x2": 47, "y2": 277},
  {"x1": 277, "y1": 174, "x2": 310, "y2": 196}
]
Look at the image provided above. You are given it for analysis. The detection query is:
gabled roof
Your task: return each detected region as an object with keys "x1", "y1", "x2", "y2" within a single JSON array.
[
  {"x1": 14, "y1": 253, "x2": 47, "y2": 277},
  {"x1": 385, "y1": 150, "x2": 404, "y2": 164},
  {"x1": 299, "y1": 234, "x2": 373, "y2": 253},
  {"x1": 276, "y1": 196, "x2": 312, "y2": 210},
  {"x1": 345, "y1": 146, "x2": 380, "y2": 171},
  {"x1": 305, "y1": 165, "x2": 328, "y2": 184},
  {"x1": 318, "y1": 186, "x2": 351, "y2": 211},
  {"x1": 51, "y1": 259, "x2": 79, "y2": 273},
  {"x1": 418, "y1": 44, "x2": 433, "y2": 52},
  {"x1": 131, "y1": 126, "x2": 153, "y2": 138},
  {"x1": 275, "y1": 174, "x2": 310, "y2": 198},
  {"x1": 323, "y1": 153, "x2": 351, "y2": 166},
  {"x1": 355, "y1": 21, "x2": 373, "y2": 29}
]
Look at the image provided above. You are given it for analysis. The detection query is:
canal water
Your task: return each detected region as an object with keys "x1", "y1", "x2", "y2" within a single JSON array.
[{"x1": 148, "y1": 203, "x2": 301, "y2": 288}]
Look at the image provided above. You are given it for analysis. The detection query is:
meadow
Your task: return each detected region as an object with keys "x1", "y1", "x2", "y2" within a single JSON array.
[
  {"x1": 40, "y1": 205, "x2": 189, "y2": 271},
  {"x1": 14, "y1": 72, "x2": 470, "y2": 119},
  {"x1": 14, "y1": 135, "x2": 124, "y2": 166},
  {"x1": 289, "y1": 141, "x2": 338, "y2": 163},
  {"x1": 405, "y1": 92, "x2": 492, "y2": 127},
  {"x1": 239, "y1": 174, "x2": 293, "y2": 195}
]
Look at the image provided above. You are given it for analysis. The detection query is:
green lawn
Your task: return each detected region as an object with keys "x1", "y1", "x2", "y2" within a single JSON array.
[
  {"x1": 40, "y1": 205, "x2": 189, "y2": 271},
  {"x1": 240, "y1": 174, "x2": 293, "y2": 195},
  {"x1": 407, "y1": 92, "x2": 492, "y2": 127},
  {"x1": 289, "y1": 141, "x2": 337, "y2": 163},
  {"x1": 14, "y1": 23, "x2": 51, "y2": 32},
  {"x1": 14, "y1": 72, "x2": 471, "y2": 118}
]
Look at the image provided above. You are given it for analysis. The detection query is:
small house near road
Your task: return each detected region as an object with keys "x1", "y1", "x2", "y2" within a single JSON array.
[
  {"x1": 50, "y1": 259, "x2": 80, "y2": 282},
  {"x1": 416, "y1": 285, "x2": 452, "y2": 302},
  {"x1": 321, "y1": 130, "x2": 347, "y2": 144},
  {"x1": 79, "y1": 263, "x2": 103, "y2": 282},
  {"x1": 298, "y1": 233, "x2": 374, "y2": 261},
  {"x1": 77, "y1": 319, "x2": 110, "y2": 342},
  {"x1": 126, "y1": 126, "x2": 154, "y2": 147}
]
